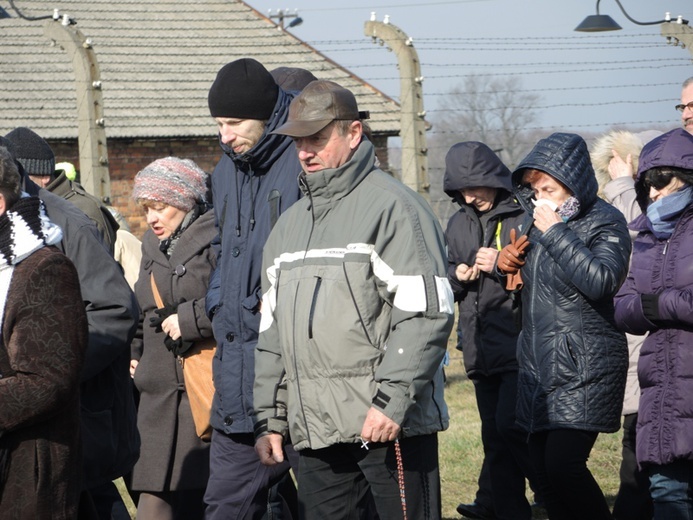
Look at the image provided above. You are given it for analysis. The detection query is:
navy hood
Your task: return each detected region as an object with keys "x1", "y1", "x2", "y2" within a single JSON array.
[
  {"x1": 443, "y1": 142, "x2": 512, "y2": 207},
  {"x1": 219, "y1": 87, "x2": 295, "y2": 172},
  {"x1": 512, "y1": 132, "x2": 598, "y2": 217}
]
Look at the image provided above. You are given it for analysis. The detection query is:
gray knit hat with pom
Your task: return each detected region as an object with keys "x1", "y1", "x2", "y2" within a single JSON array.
[{"x1": 132, "y1": 157, "x2": 208, "y2": 212}]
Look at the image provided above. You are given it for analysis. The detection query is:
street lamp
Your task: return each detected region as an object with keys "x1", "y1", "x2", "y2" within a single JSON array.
[
  {"x1": 574, "y1": 0, "x2": 693, "y2": 59},
  {"x1": 575, "y1": 0, "x2": 678, "y2": 32}
]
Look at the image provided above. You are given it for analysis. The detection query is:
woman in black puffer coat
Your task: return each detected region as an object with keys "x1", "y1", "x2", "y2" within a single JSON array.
[{"x1": 507, "y1": 133, "x2": 631, "y2": 520}]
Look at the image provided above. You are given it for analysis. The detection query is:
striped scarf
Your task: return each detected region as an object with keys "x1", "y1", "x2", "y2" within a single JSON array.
[{"x1": 0, "y1": 194, "x2": 63, "y2": 330}]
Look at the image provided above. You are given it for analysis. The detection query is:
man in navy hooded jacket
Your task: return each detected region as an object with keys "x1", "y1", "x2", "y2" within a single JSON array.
[{"x1": 204, "y1": 58, "x2": 302, "y2": 519}]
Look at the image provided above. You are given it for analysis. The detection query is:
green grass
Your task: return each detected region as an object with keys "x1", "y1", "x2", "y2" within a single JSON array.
[{"x1": 440, "y1": 344, "x2": 623, "y2": 520}]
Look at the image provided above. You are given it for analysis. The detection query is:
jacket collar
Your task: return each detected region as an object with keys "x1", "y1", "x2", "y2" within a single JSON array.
[
  {"x1": 143, "y1": 209, "x2": 215, "y2": 267},
  {"x1": 300, "y1": 139, "x2": 376, "y2": 208}
]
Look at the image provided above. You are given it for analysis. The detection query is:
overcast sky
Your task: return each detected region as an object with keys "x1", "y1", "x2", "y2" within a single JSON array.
[{"x1": 246, "y1": 0, "x2": 692, "y2": 138}]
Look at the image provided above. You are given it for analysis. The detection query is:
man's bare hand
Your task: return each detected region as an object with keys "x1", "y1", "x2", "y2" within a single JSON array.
[
  {"x1": 360, "y1": 407, "x2": 401, "y2": 443},
  {"x1": 475, "y1": 247, "x2": 499, "y2": 274},
  {"x1": 255, "y1": 433, "x2": 285, "y2": 466},
  {"x1": 456, "y1": 263, "x2": 480, "y2": 282}
]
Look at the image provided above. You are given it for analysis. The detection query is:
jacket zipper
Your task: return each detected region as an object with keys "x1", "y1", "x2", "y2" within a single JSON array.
[
  {"x1": 656, "y1": 234, "x2": 673, "y2": 459},
  {"x1": 294, "y1": 175, "x2": 316, "y2": 446},
  {"x1": 529, "y1": 242, "x2": 541, "y2": 432}
]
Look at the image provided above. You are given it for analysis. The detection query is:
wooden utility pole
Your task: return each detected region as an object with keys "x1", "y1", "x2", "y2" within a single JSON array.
[
  {"x1": 365, "y1": 16, "x2": 429, "y2": 198},
  {"x1": 44, "y1": 15, "x2": 110, "y2": 200}
]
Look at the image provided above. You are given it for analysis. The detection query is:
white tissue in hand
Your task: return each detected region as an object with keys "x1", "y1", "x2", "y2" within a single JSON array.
[{"x1": 532, "y1": 198, "x2": 558, "y2": 211}]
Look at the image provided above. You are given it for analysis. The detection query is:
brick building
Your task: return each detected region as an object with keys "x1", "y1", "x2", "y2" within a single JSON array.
[{"x1": 1, "y1": 0, "x2": 401, "y2": 237}]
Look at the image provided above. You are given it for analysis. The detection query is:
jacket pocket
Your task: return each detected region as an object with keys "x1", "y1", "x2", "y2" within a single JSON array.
[
  {"x1": 554, "y1": 334, "x2": 581, "y2": 384},
  {"x1": 308, "y1": 276, "x2": 322, "y2": 340},
  {"x1": 343, "y1": 261, "x2": 383, "y2": 348}
]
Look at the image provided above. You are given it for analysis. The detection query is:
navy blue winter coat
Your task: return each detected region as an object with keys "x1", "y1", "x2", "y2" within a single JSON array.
[
  {"x1": 443, "y1": 142, "x2": 526, "y2": 378},
  {"x1": 206, "y1": 88, "x2": 302, "y2": 434},
  {"x1": 614, "y1": 128, "x2": 693, "y2": 467},
  {"x1": 512, "y1": 133, "x2": 631, "y2": 434}
]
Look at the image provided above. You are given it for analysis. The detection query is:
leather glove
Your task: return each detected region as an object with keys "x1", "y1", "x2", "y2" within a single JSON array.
[
  {"x1": 497, "y1": 228, "x2": 530, "y2": 275},
  {"x1": 149, "y1": 304, "x2": 177, "y2": 333},
  {"x1": 164, "y1": 336, "x2": 194, "y2": 357},
  {"x1": 506, "y1": 271, "x2": 524, "y2": 291}
]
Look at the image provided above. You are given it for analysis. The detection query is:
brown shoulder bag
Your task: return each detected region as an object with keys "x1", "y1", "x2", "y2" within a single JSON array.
[{"x1": 151, "y1": 273, "x2": 215, "y2": 442}]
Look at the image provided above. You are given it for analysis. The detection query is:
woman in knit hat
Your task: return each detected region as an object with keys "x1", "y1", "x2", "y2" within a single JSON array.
[
  {"x1": 129, "y1": 157, "x2": 216, "y2": 520},
  {"x1": 0, "y1": 146, "x2": 87, "y2": 518}
]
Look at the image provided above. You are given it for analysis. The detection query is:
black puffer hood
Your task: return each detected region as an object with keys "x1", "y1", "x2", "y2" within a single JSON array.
[
  {"x1": 512, "y1": 132, "x2": 598, "y2": 217},
  {"x1": 444, "y1": 142, "x2": 512, "y2": 204}
]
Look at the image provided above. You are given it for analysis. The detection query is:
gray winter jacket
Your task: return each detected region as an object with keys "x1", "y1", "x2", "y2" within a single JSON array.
[{"x1": 253, "y1": 140, "x2": 454, "y2": 450}]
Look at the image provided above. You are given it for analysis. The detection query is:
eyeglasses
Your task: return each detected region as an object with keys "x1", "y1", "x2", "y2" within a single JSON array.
[
  {"x1": 675, "y1": 101, "x2": 693, "y2": 112},
  {"x1": 643, "y1": 171, "x2": 674, "y2": 190}
]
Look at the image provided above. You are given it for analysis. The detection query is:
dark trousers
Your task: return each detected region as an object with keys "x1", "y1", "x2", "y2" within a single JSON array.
[
  {"x1": 473, "y1": 457, "x2": 494, "y2": 511},
  {"x1": 204, "y1": 431, "x2": 297, "y2": 520},
  {"x1": 78, "y1": 482, "x2": 130, "y2": 520},
  {"x1": 528, "y1": 429, "x2": 612, "y2": 520},
  {"x1": 298, "y1": 434, "x2": 441, "y2": 520},
  {"x1": 612, "y1": 413, "x2": 653, "y2": 520},
  {"x1": 137, "y1": 489, "x2": 206, "y2": 520},
  {"x1": 474, "y1": 372, "x2": 536, "y2": 520}
]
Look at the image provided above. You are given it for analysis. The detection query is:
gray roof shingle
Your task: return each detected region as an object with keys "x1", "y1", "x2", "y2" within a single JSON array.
[{"x1": 0, "y1": 0, "x2": 401, "y2": 139}]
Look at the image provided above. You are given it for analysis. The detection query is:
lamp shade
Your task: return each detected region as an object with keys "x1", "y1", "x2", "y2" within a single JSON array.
[{"x1": 575, "y1": 14, "x2": 622, "y2": 32}]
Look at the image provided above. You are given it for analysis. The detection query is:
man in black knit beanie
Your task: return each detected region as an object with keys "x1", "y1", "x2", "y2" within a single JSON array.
[{"x1": 203, "y1": 57, "x2": 304, "y2": 520}]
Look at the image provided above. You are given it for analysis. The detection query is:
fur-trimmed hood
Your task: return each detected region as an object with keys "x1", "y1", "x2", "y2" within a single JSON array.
[{"x1": 590, "y1": 131, "x2": 646, "y2": 199}]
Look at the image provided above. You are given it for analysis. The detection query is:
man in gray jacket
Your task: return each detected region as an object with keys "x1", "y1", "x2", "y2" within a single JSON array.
[{"x1": 253, "y1": 80, "x2": 454, "y2": 519}]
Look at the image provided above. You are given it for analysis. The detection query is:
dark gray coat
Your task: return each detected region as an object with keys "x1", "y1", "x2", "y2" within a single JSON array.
[
  {"x1": 25, "y1": 178, "x2": 140, "y2": 488},
  {"x1": 130, "y1": 209, "x2": 216, "y2": 491},
  {"x1": 512, "y1": 133, "x2": 631, "y2": 434}
]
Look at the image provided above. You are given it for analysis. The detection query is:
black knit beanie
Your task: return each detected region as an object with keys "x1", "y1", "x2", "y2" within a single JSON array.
[
  {"x1": 4, "y1": 127, "x2": 55, "y2": 177},
  {"x1": 208, "y1": 58, "x2": 279, "y2": 120}
]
